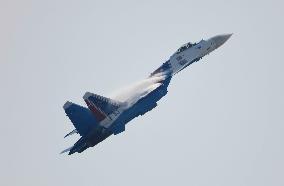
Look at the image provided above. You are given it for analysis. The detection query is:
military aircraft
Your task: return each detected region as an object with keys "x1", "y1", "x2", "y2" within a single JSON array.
[{"x1": 61, "y1": 34, "x2": 232, "y2": 155}]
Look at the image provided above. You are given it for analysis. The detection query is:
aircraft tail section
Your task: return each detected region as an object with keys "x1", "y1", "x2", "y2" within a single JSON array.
[
  {"x1": 83, "y1": 92, "x2": 122, "y2": 122},
  {"x1": 63, "y1": 101, "x2": 98, "y2": 136}
]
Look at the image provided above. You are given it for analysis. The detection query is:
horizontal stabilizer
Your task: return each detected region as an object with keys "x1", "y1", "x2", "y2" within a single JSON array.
[
  {"x1": 64, "y1": 129, "x2": 78, "y2": 138},
  {"x1": 63, "y1": 101, "x2": 98, "y2": 136},
  {"x1": 83, "y1": 92, "x2": 122, "y2": 121},
  {"x1": 60, "y1": 145, "x2": 73, "y2": 154}
]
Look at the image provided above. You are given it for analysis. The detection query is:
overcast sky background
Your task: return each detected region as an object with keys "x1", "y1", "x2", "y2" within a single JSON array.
[{"x1": 0, "y1": 0, "x2": 283, "y2": 185}]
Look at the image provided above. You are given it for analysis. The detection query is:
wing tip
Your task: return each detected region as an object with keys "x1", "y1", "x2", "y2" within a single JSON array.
[
  {"x1": 63, "y1": 101, "x2": 73, "y2": 110},
  {"x1": 83, "y1": 92, "x2": 93, "y2": 100}
]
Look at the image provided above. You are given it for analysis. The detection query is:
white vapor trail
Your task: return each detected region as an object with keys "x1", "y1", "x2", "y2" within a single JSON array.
[{"x1": 109, "y1": 75, "x2": 167, "y2": 106}]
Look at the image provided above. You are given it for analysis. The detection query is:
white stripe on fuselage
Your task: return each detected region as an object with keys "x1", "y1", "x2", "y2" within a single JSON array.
[{"x1": 169, "y1": 40, "x2": 211, "y2": 75}]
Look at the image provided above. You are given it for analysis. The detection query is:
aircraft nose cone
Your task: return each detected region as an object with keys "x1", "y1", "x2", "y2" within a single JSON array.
[{"x1": 211, "y1": 33, "x2": 232, "y2": 48}]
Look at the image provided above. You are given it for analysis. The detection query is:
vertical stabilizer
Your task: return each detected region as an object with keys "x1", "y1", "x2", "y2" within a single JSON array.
[
  {"x1": 83, "y1": 92, "x2": 122, "y2": 122},
  {"x1": 63, "y1": 101, "x2": 98, "y2": 136}
]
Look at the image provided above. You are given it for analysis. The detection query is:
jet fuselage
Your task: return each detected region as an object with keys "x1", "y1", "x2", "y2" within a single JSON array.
[{"x1": 63, "y1": 34, "x2": 232, "y2": 155}]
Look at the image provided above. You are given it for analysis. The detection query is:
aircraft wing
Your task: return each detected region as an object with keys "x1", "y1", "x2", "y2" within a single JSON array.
[{"x1": 133, "y1": 75, "x2": 172, "y2": 103}]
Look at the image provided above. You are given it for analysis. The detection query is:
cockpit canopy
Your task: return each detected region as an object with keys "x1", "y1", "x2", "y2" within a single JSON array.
[{"x1": 176, "y1": 42, "x2": 197, "y2": 54}]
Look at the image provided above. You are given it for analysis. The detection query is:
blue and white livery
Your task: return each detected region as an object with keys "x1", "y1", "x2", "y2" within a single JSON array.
[{"x1": 62, "y1": 34, "x2": 232, "y2": 155}]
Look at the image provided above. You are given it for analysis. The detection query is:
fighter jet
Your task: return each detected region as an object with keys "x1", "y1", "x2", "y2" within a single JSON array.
[{"x1": 61, "y1": 34, "x2": 232, "y2": 155}]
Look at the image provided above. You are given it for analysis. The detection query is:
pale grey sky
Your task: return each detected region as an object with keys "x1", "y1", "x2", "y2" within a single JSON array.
[{"x1": 0, "y1": 0, "x2": 283, "y2": 185}]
